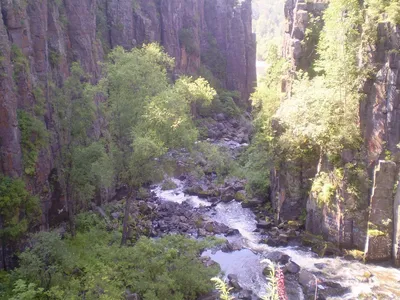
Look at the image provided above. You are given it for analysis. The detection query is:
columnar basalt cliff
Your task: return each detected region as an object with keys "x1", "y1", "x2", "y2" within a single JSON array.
[
  {"x1": 0, "y1": 0, "x2": 256, "y2": 228},
  {"x1": 274, "y1": 0, "x2": 400, "y2": 265}
]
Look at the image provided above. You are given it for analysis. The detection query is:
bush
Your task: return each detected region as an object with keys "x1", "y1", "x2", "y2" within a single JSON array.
[
  {"x1": 3, "y1": 224, "x2": 219, "y2": 300},
  {"x1": 179, "y1": 28, "x2": 200, "y2": 55},
  {"x1": 17, "y1": 110, "x2": 48, "y2": 176}
]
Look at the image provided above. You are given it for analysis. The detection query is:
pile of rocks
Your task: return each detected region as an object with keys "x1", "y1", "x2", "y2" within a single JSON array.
[
  {"x1": 104, "y1": 193, "x2": 240, "y2": 242},
  {"x1": 262, "y1": 251, "x2": 350, "y2": 300},
  {"x1": 257, "y1": 221, "x2": 303, "y2": 247}
]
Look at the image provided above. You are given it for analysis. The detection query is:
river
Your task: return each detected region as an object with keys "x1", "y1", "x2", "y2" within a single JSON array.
[{"x1": 154, "y1": 178, "x2": 400, "y2": 299}]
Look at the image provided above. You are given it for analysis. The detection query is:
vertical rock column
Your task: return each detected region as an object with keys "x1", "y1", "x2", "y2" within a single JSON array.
[
  {"x1": 365, "y1": 160, "x2": 397, "y2": 261},
  {"x1": 394, "y1": 178, "x2": 400, "y2": 266}
]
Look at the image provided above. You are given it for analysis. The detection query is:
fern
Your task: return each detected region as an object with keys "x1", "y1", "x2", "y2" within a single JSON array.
[
  {"x1": 211, "y1": 277, "x2": 234, "y2": 300},
  {"x1": 261, "y1": 259, "x2": 279, "y2": 300}
]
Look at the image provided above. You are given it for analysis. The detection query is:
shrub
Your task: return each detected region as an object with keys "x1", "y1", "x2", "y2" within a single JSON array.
[{"x1": 4, "y1": 225, "x2": 220, "y2": 300}]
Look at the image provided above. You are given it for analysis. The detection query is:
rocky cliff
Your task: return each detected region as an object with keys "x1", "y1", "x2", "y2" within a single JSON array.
[
  {"x1": 0, "y1": 0, "x2": 255, "y2": 227},
  {"x1": 275, "y1": 0, "x2": 400, "y2": 265}
]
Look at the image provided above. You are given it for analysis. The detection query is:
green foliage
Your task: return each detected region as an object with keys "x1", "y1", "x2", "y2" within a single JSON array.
[
  {"x1": 179, "y1": 28, "x2": 200, "y2": 55},
  {"x1": 386, "y1": 0, "x2": 400, "y2": 24},
  {"x1": 252, "y1": 0, "x2": 285, "y2": 61},
  {"x1": 194, "y1": 142, "x2": 238, "y2": 179},
  {"x1": 198, "y1": 90, "x2": 241, "y2": 118},
  {"x1": 17, "y1": 111, "x2": 48, "y2": 176},
  {"x1": 11, "y1": 44, "x2": 29, "y2": 80},
  {"x1": 365, "y1": 0, "x2": 400, "y2": 24},
  {"x1": 2, "y1": 224, "x2": 219, "y2": 300},
  {"x1": 211, "y1": 277, "x2": 234, "y2": 300},
  {"x1": 52, "y1": 62, "x2": 113, "y2": 215},
  {"x1": 244, "y1": 45, "x2": 288, "y2": 198},
  {"x1": 311, "y1": 172, "x2": 338, "y2": 206},
  {"x1": 9, "y1": 279, "x2": 44, "y2": 300},
  {"x1": 201, "y1": 35, "x2": 227, "y2": 80},
  {"x1": 100, "y1": 44, "x2": 215, "y2": 188},
  {"x1": 261, "y1": 259, "x2": 279, "y2": 300},
  {"x1": 276, "y1": 0, "x2": 363, "y2": 158},
  {"x1": 32, "y1": 87, "x2": 47, "y2": 116},
  {"x1": 0, "y1": 176, "x2": 41, "y2": 242},
  {"x1": 49, "y1": 50, "x2": 61, "y2": 67}
]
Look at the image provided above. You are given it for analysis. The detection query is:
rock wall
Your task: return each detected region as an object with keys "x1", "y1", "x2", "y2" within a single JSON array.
[
  {"x1": 276, "y1": 0, "x2": 400, "y2": 264},
  {"x1": 0, "y1": 0, "x2": 255, "y2": 227}
]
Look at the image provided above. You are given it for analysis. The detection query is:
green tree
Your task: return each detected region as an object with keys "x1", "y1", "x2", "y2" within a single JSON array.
[
  {"x1": 98, "y1": 44, "x2": 215, "y2": 245},
  {"x1": 0, "y1": 176, "x2": 40, "y2": 270},
  {"x1": 52, "y1": 63, "x2": 113, "y2": 236}
]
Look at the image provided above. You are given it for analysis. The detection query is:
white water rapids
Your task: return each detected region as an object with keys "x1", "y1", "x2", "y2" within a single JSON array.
[{"x1": 154, "y1": 178, "x2": 400, "y2": 299}]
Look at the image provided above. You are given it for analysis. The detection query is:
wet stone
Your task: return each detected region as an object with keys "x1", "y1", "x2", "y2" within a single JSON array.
[
  {"x1": 228, "y1": 274, "x2": 241, "y2": 291},
  {"x1": 285, "y1": 261, "x2": 301, "y2": 274}
]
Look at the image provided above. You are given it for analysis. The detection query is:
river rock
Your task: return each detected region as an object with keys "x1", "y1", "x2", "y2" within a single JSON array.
[
  {"x1": 226, "y1": 228, "x2": 240, "y2": 236},
  {"x1": 237, "y1": 290, "x2": 252, "y2": 299},
  {"x1": 298, "y1": 270, "x2": 317, "y2": 293},
  {"x1": 318, "y1": 281, "x2": 351, "y2": 299},
  {"x1": 256, "y1": 220, "x2": 273, "y2": 230},
  {"x1": 314, "y1": 263, "x2": 327, "y2": 270},
  {"x1": 221, "y1": 240, "x2": 242, "y2": 252},
  {"x1": 284, "y1": 261, "x2": 301, "y2": 274},
  {"x1": 205, "y1": 221, "x2": 230, "y2": 234},
  {"x1": 241, "y1": 199, "x2": 263, "y2": 208},
  {"x1": 228, "y1": 274, "x2": 241, "y2": 291},
  {"x1": 265, "y1": 251, "x2": 290, "y2": 265},
  {"x1": 278, "y1": 233, "x2": 289, "y2": 243}
]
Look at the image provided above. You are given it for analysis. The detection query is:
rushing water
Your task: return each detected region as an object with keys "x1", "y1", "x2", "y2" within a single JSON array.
[{"x1": 154, "y1": 179, "x2": 400, "y2": 299}]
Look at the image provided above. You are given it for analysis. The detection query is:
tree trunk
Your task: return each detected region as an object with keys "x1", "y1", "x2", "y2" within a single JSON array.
[{"x1": 121, "y1": 189, "x2": 135, "y2": 246}]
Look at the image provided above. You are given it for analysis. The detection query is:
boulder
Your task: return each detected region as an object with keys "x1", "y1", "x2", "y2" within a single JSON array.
[
  {"x1": 241, "y1": 199, "x2": 263, "y2": 208},
  {"x1": 265, "y1": 251, "x2": 290, "y2": 265},
  {"x1": 237, "y1": 290, "x2": 252, "y2": 299},
  {"x1": 204, "y1": 221, "x2": 230, "y2": 234},
  {"x1": 285, "y1": 261, "x2": 301, "y2": 274},
  {"x1": 227, "y1": 274, "x2": 241, "y2": 291},
  {"x1": 256, "y1": 220, "x2": 273, "y2": 230},
  {"x1": 111, "y1": 212, "x2": 121, "y2": 220},
  {"x1": 298, "y1": 270, "x2": 317, "y2": 293},
  {"x1": 216, "y1": 113, "x2": 226, "y2": 121}
]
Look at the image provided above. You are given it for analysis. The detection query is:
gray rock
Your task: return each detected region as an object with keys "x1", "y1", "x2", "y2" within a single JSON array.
[
  {"x1": 256, "y1": 220, "x2": 273, "y2": 230},
  {"x1": 314, "y1": 263, "x2": 326, "y2": 270},
  {"x1": 111, "y1": 212, "x2": 121, "y2": 219},
  {"x1": 228, "y1": 274, "x2": 241, "y2": 291},
  {"x1": 265, "y1": 251, "x2": 290, "y2": 265},
  {"x1": 298, "y1": 270, "x2": 317, "y2": 293},
  {"x1": 216, "y1": 113, "x2": 226, "y2": 121},
  {"x1": 285, "y1": 261, "x2": 301, "y2": 274},
  {"x1": 241, "y1": 199, "x2": 263, "y2": 208},
  {"x1": 237, "y1": 289, "x2": 252, "y2": 299}
]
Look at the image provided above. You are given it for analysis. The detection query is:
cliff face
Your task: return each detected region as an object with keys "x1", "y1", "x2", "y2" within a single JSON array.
[
  {"x1": 0, "y1": 0, "x2": 255, "y2": 226},
  {"x1": 276, "y1": 0, "x2": 400, "y2": 265}
]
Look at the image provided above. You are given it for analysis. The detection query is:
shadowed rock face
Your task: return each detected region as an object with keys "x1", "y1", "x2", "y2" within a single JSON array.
[{"x1": 0, "y1": 0, "x2": 255, "y2": 224}]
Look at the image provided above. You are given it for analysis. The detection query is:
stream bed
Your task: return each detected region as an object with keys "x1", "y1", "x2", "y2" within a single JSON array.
[{"x1": 153, "y1": 179, "x2": 400, "y2": 299}]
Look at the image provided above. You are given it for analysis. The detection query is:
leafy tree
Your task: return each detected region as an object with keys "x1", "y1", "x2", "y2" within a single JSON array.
[
  {"x1": 97, "y1": 44, "x2": 215, "y2": 245},
  {"x1": 276, "y1": 0, "x2": 362, "y2": 158},
  {"x1": 0, "y1": 176, "x2": 40, "y2": 270},
  {"x1": 52, "y1": 62, "x2": 113, "y2": 236},
  {"x1": 244, "y1": 45, "x2": 288, "y2": 197}
]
